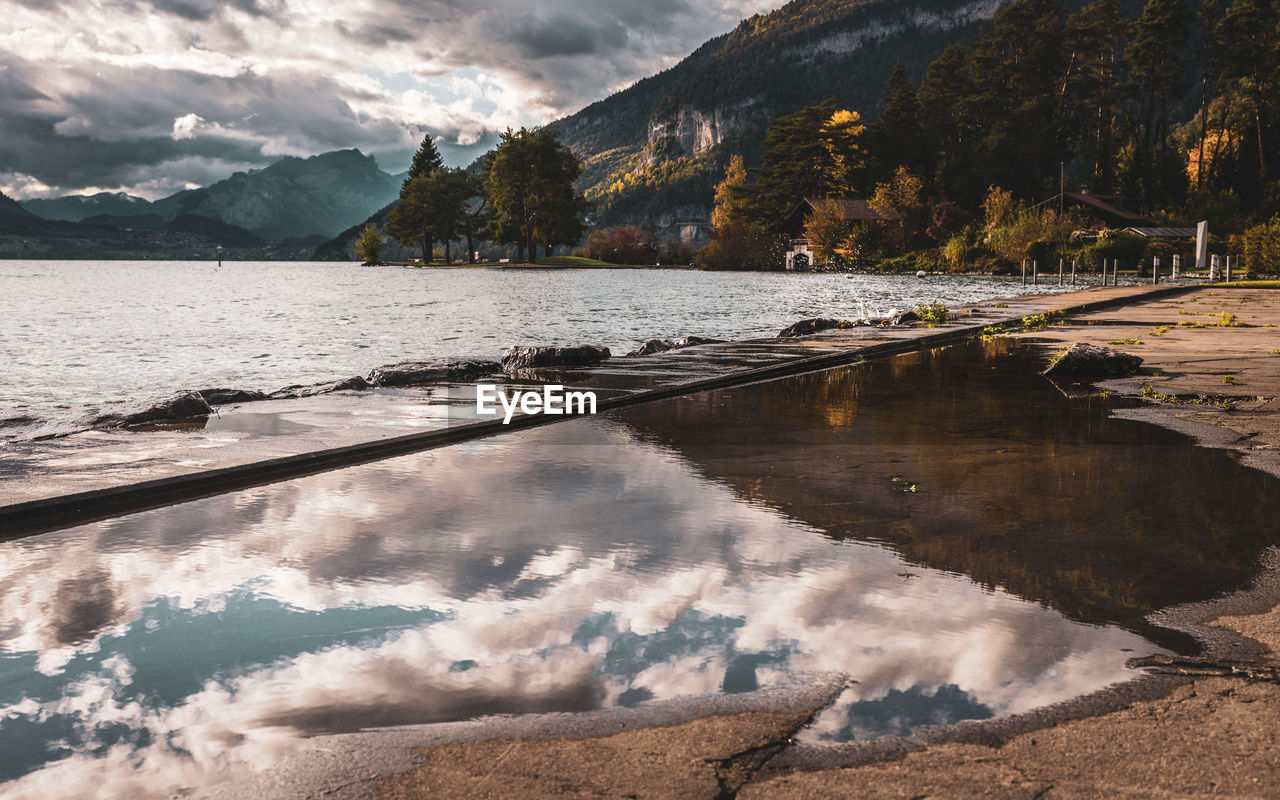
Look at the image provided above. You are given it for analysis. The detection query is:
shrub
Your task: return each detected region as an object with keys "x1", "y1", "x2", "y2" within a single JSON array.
[
  {"x1": 1242, "y1": 215, "x2": 1280, "y2": 272},
  {"x1": 585, "y1": 226, "x2": 658, "y2": 264},
  {"x1": 694, "y1": 221, "x2": 785, "y2": 270}
]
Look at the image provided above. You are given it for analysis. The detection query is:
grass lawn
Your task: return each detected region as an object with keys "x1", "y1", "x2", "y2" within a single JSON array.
[{"x1": 534, "y1": 256, "x2": 630, "y2": 267}]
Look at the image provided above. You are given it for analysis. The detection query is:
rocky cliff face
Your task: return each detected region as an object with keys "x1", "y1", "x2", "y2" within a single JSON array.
[{"x1": 553, "y1": 0, "x2": 1001, "y2": 236}]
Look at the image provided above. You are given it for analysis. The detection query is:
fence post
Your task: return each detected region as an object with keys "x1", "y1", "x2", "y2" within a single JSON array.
[
  {"x1": 1033, "y1": 260, "x2": 1038, "y2": 286},
  {"x1": 1058, "y1": 258, "x2": 1064, "y2": 286},
  {"x1": 1071, "y1": 259, "x2": 1076, "y2": 286},
  {"x1": 1022, "y1": 259, "x2": 1026, "y2": 286},
  {"x1": 1153, "y1": 256, "x2": 1160, "y2": 285}
]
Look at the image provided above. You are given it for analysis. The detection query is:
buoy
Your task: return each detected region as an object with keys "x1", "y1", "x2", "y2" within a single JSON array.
[{"x1": 916, "y1": 270, "x2": 926, "y2": 278}]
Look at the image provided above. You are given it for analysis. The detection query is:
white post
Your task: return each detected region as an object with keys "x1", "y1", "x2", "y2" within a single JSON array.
[{"x1": 1195, "y1": 221, "x2": 1209, "y2": 270}]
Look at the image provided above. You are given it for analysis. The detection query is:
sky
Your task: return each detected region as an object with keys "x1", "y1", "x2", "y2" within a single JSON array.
[{"x1": 0, "y1": 0, "x2": 782, "y2": 200}]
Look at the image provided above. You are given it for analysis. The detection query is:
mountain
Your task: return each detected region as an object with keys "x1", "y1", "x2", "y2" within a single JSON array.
[
  {"x1": 169, "y1": 149, "x2": 401, "y2": 241},
  {"x1": 0, "y1": 190, "x2": 33, "y2": 218},
  {"x1": 312, "y1": 0, "x2": 1004, "y2": 259},
  {"x1": 551, "y1": 0, "x2": 1007, "y2": 234},
  {"x1": 22, "y1": 191, "x2": 155, "y2": 221}
]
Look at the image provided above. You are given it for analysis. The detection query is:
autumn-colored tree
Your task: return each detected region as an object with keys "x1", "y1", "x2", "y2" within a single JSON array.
[
  {"x1": 804, "y1": 200, "x2": 854, "y2": 266},
  {"x1": 355, "y1": 223, "x2": 383, "y2": 265},
  {"x1": 711, "y1": 155, "x2": 749, "y2": 230}
]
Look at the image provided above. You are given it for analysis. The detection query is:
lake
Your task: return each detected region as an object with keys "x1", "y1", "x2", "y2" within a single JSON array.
[{"x1": 2, "y1": 260, "x2": 1086, "y2": 431}]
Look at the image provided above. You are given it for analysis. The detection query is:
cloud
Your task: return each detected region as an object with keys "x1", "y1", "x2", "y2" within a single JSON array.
[
  {"x1": 0, "y1": 422, "x2": 1158, "y2": 797},
  {"x1": 0, "y1": 0, "x2": 783, "y2": 198}
]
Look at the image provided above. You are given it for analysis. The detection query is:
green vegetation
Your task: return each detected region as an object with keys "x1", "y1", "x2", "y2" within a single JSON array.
[
  {"x1": 914, "y1": 302, "x2": 950, "y2": 326},
  {"x1": 1176, "y1": 312, "x2": 1249, "y2": 328},
  {"x1": 355, "y1": 224, "x2": 382, "y2": 265},
  {"x1": 890, "y1": 476, "x2": 918, "y2": 493},
  {"x1": 1152, "y1": 325, "x2": 1171, "y2": 336},
  {"x1": 1020, "y1": 311, "x2": 1063, "y2": 332},
  {"x1": 1222, "y1": 374, "x2": 1239, "y2": 384},
  {"x1": 1108, "y1": 338, "x2": 1145, "y2": 345},
  {"x1": 1141, "y1": 384, "x2": 1235, "y2": 410},
  {"x1": 536, "y1": 256, "x2": 621, "y2": 267},
  {"x1": 484, "y1": 128, "x2": 587, "y2": 261}
]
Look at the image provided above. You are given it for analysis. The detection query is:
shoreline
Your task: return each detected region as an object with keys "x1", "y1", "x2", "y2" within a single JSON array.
[
  {"x1": 256, "y1": 284, "x2": 1280, "y2": 799},
  {"x1": 5, "y1": 284, "x2": 1279, "y2": 798}
]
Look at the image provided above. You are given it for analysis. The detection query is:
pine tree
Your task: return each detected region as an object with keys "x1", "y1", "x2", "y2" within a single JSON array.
[
  {"x1": 406, "y1": 134, "x2": 444, "y2": 184},
  {"x1": 869, "y1": 61, "x2": 926, "y2": 184},
  {"x1": 1064, "y1": 0, "x2": 1127, "y2": 192},
  {"x1": 918, "y1": 45, "x2": 979, "y2": 204}
]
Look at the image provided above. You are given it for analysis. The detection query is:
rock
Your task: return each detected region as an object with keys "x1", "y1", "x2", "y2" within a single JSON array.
[
  {"x1": 625, "y1": 336, "x2": 725, "y2": 357},
  {"x1": 778, "y1": 318, "x2": 855, "y2": 337},
  {"x1": 197, "y1": 388, "x2": 269, "y2": 405},
  {"x1": 269, "y1": 376, "x2": 371, "y2": 399},
  {"x1": 891, "y1": 310, "x2": 921, "y2": 325},
  {"x1": 366, "y1": 358, "x2": 499, "y2": 387},
  {"x1": 501, "y1": 345, "x2": 610, "y2": 372},
  {"x1": 93, "y1": 391, "x2": 213, "y2": 428},
  {"x1": 1041, "y1": 343, "x2": 1143, "y2": 378}
]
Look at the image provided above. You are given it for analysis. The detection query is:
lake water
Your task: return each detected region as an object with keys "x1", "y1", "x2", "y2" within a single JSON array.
[
  {"x1": 3, "y1": 341, "x2": 1277, "y2": 798},
  {"x1": 1, "y1": 260, "x2": 1084, "y2": 428}
]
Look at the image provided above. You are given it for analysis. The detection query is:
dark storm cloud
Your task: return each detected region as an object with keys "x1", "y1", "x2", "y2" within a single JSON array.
[
  {"x1": 510, "y1": 12, "x2": 630, "y2": 58},
  {"x1": 0, "y1": 0, "x2": 779, "y2": 197}
]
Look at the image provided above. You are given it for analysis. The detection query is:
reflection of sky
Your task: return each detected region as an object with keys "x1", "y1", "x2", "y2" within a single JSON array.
[{"x1": 0, "y1": 421, "x2": 1158, "y2": 798}]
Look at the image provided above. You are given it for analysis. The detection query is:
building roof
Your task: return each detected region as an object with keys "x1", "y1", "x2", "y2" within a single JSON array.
[
  {"x1": 1058, "y1": 192, "x2": 1157, "y2": 226},
  {"x1": 803, "y1": 197, "x2": 900, "y2": 221},
  {"x1": 784, "y1": 197, "x2": 900, "y2": 238},
  {"x1": 1123, "y1": 227, "x2": 1198, "y2": 238}
]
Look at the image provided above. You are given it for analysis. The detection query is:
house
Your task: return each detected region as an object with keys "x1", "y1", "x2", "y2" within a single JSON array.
[
  {"x1": 783, "y1": 197, "x2": 901, "y2": 270},
  {"x1": 1037, "y1": 191, "x2": 1158, "y2": 228}
]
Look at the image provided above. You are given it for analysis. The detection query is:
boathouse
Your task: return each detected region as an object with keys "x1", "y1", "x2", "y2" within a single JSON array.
[{"x1": 783, "y1": 197, "x2": 900, "y2": 270}]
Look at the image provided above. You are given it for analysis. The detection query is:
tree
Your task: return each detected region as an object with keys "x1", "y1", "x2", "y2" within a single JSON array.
[
  {"x1": 868, "y1": 61, "x2": 927, "y2": 183},
  {"x1": 917, "y1": 45, "x2": 979, "y2": 204},
  {"x1": 711, "y1": 154, "x2": 749, "y2": 230},
  {"x1": 386, "y1": 173, "x2": 435, "y2": 259},
  {"x1": 460, "y1": 171, "x2": 489, "y2": 264},
  {"x1": 355, "y1": 223, "x2": 383, "y2": 265},
  {"x1": 406, "y1": 134, "x2": 443, "y2": 184},
  {"x1": 966, "y1": 0, "x2": 1069, "y2": 199},
  {"x1": 804, "y1": 200, "x2": 854, "y2": 266},
  {"x1": 1064, "y1": 0, "x2": 1127, "y2": 192},
  {"x1": 744, "y1": 99, "x2": 867, "y2": 227},
  {"x1": 385, "y1": 167, "x2": 473, "y2": 262},
  {"x1": 1125, "y1": 0, "x2": 1191, "y2": 155},
  {"x1": 870, "y1": 167, "x2": 928, "y2": 252},
  {"x1": 483, "y1": 127, "x2": 586, "y2": 260},
  {"x1": 1212, "y1": 0, "x2": 1279, "y2": 199}
]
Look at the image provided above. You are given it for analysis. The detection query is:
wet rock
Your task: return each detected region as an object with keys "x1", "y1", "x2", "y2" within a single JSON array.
[
  {"x1": 269, "y1": 376, "x2": 371, "y2": 399},
  {"x1": 197, "y1": 388, "x2": 269, "y2": 405},
  {"x1": 367, "y1": 358, "x2": 499, "y2": 387},
  {"x1": 501, "y1": 345, "x2": 610, "y2": 372},
  {"x1": 891, "y1": 310, "x2": 921, "y2": 325},
  {"x1": 93, "y1": 391, "x2": 213, "y2": 428},
  {"x1": 625, "y1": 336, "x2": 725, "y2": 357},
  {"x1": 778, "y1": 318, "x2": 856, "y2": 337},
  {"x1": 1042, "y1": 343, "x2": 1143, "y2": 378}
]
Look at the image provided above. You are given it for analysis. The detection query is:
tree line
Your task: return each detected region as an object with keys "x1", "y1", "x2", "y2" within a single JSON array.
[
  {"x1": 357, "y1": 128, "x2": 586, "y2": 265},
  {"x1": 698, "y1": 0, "x2": 1280, "y2": 271}
]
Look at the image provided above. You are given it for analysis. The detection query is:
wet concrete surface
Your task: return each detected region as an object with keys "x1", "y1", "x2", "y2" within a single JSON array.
[{"x1": 0, "y1": 284, "x2": 1188, "y2": 513}]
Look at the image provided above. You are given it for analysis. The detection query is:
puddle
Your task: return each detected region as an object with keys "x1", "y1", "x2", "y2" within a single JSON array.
[{"x1": 2, "y1": 341, "x2": 1278, "y2": 796}]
